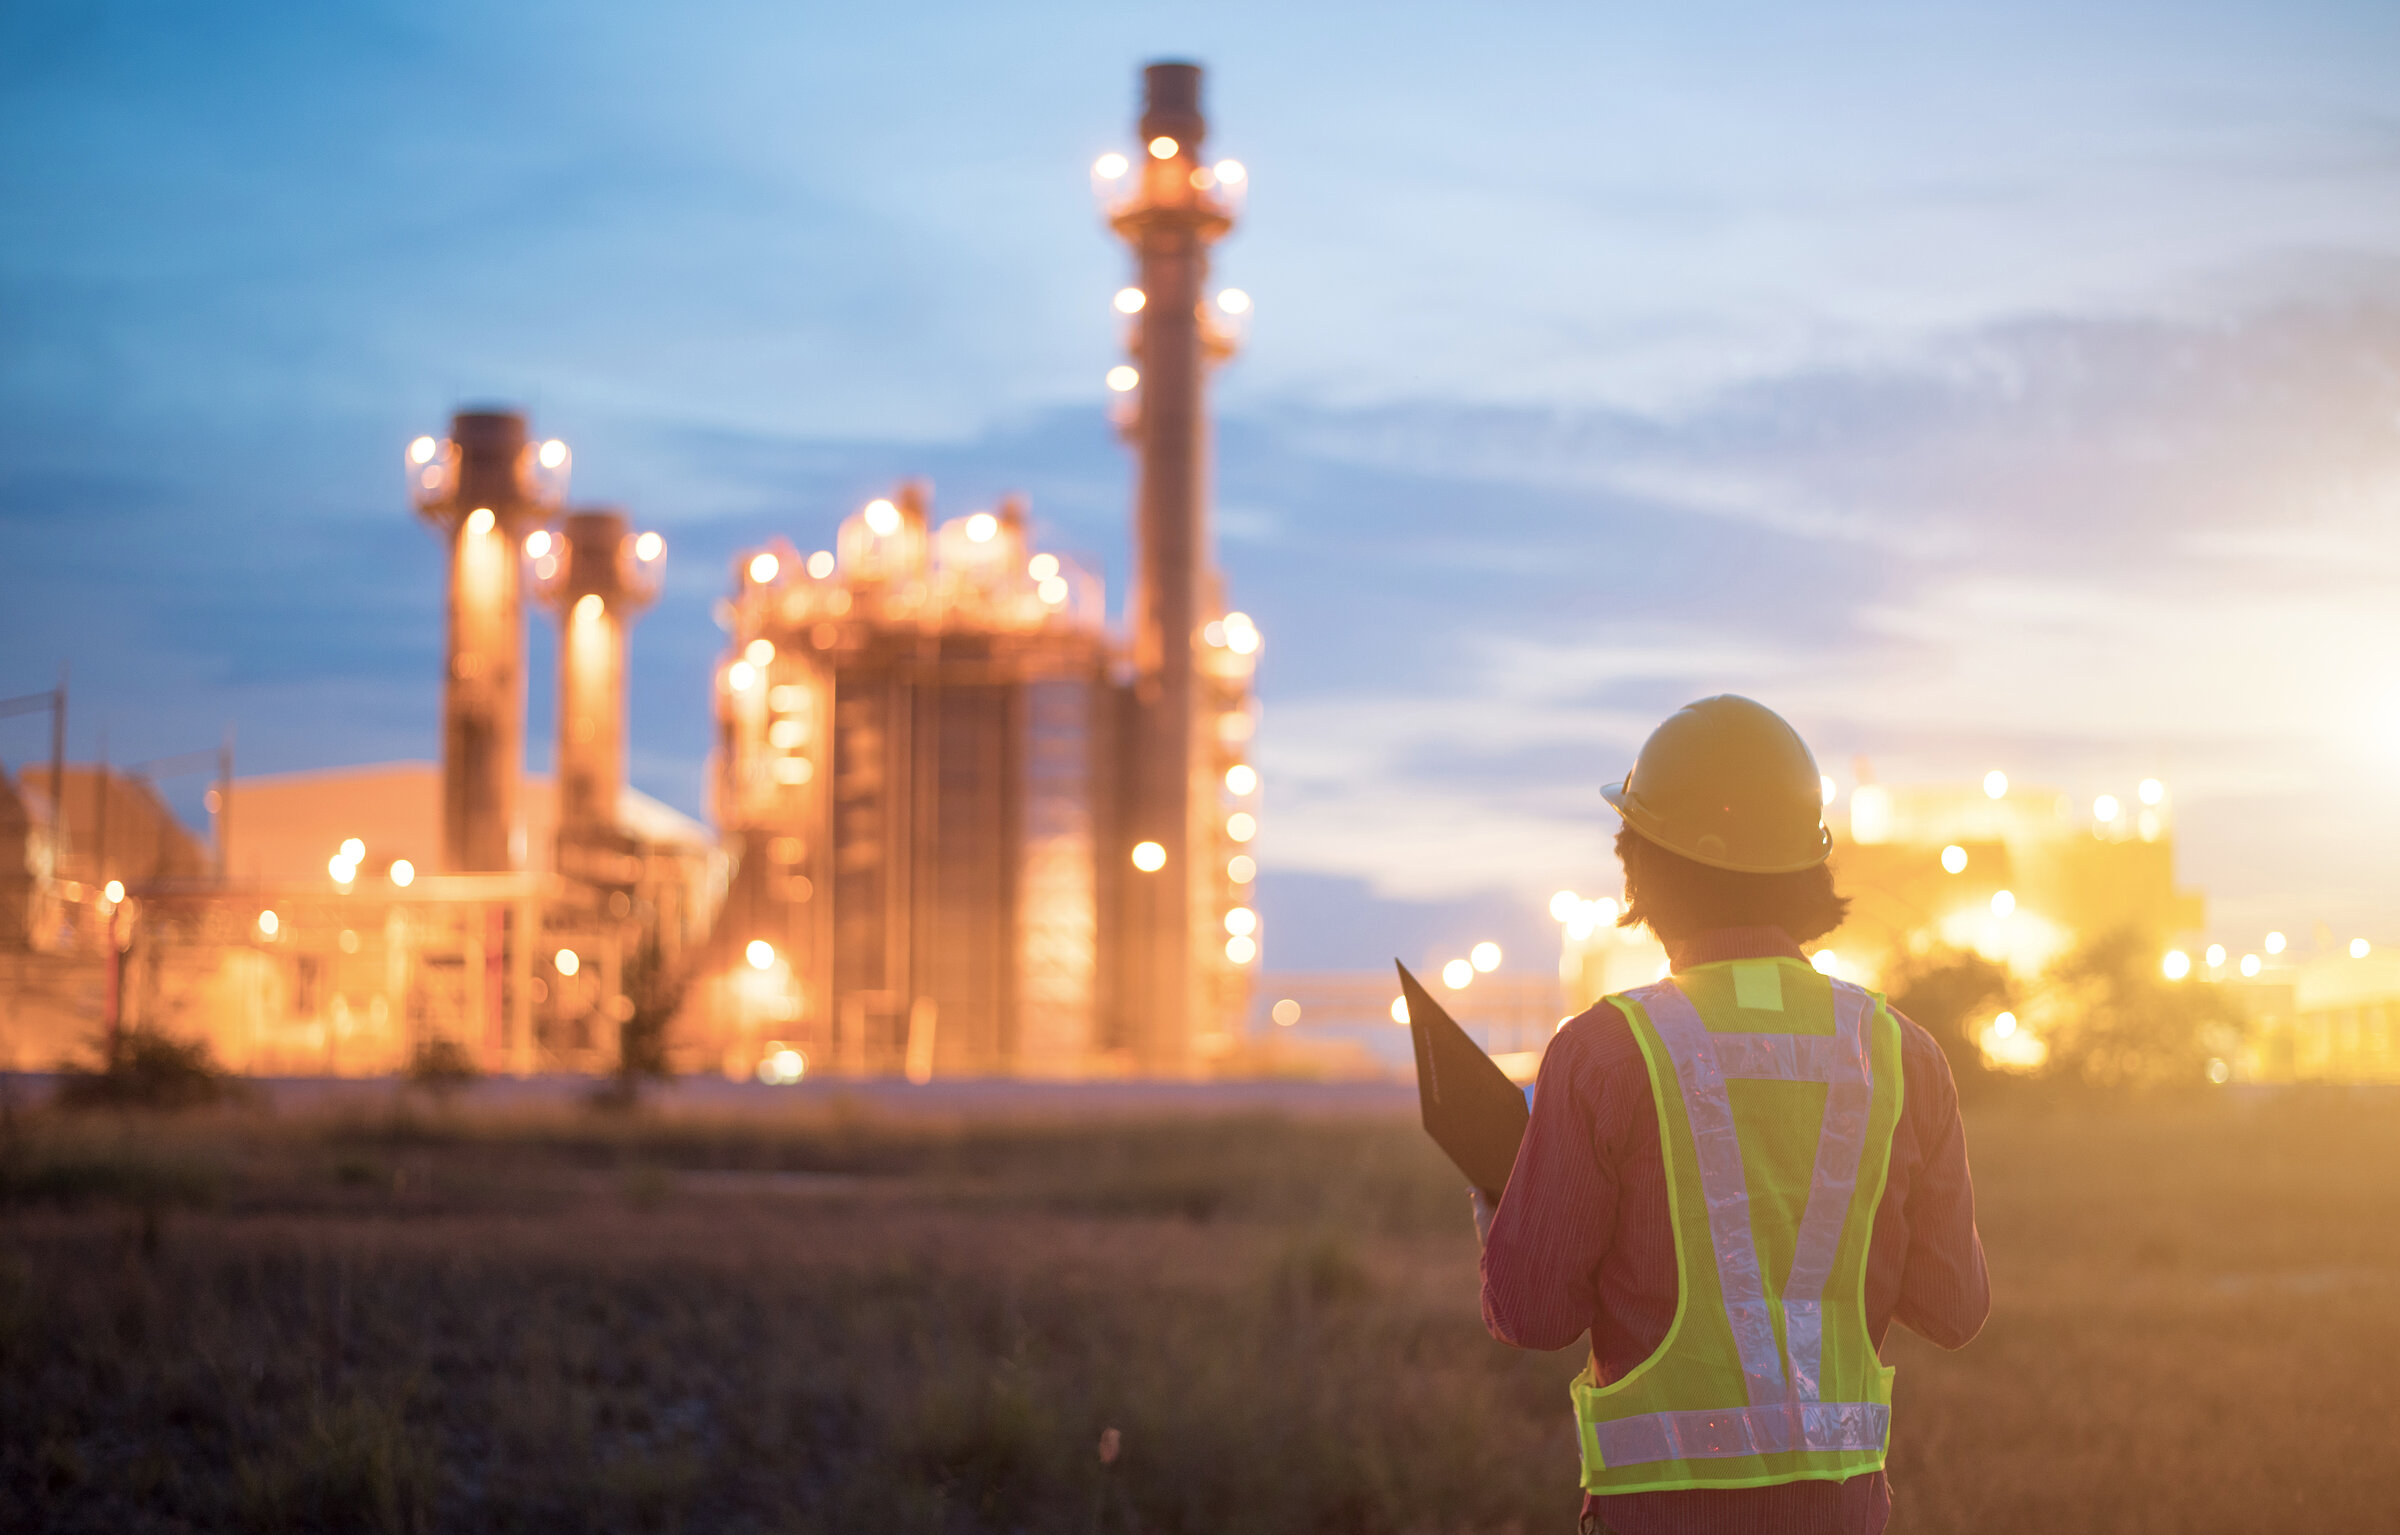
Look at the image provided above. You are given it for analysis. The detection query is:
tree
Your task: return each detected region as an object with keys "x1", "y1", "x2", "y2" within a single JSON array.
[
  {"x1": 2027, "y1": 926, "x2": 2244, "y2": 1089},
  {"x1": 1882, "y1": 945, "x2": 2013, "y2": 1096},
  {"x1": 590, "y1": 927, "x2": 686, "y2": 1110}
]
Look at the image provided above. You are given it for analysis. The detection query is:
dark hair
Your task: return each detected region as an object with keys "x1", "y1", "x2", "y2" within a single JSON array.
[{"x1": 1615, "y1": 825, "x2": 1850, "y2": 946}]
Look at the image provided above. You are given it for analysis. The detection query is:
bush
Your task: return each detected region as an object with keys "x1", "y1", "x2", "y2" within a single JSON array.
[
  {"x1": 2028, "y1": 926, "x2": 2247, "y2": 1089},
  {"x1": 52, "y1": 1029, "x2": 233, "y2": 1112},
  {"x1": 1885, "y1": 946, "x2": 2013, "y2": 1095},
  {"x1": 402, "y1": 1037, "x2": 480, "y2": 1100}
]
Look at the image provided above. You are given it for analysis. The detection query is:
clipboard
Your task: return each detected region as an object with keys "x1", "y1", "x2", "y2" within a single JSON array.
[{"x1": 1397, "y1": 960, "x2": 1530, "y2": 1200}]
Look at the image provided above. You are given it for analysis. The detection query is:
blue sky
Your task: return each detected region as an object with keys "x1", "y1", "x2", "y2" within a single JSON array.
[{"x1": 5, "y1": 0, "x2": 2398, "y2": 970}]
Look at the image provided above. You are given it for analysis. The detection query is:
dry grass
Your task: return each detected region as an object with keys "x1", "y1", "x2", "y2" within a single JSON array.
[{"x1": 2, "y1": 1089, "x2": 2396, "y2": 1532}]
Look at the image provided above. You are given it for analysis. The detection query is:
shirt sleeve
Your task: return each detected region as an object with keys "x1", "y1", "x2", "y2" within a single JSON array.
[
  {"x1": 1480, "y1": 1010, "x2": 1621, "y2": 1352},
  {"x1": 1889, "y1": 1016, "x2": 1992, "y2": 1349}
]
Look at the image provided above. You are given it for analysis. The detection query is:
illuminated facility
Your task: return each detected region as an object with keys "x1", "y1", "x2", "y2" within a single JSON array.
[
  {"x1": 698, "y1": 64, "x2": 1260, "y2": 1081},
  {"x1": 0, "y1": 63, "x2": 1260, "y2": 1084},
  {"x1": 1546, "y1": 767, "x2": 2397, "y2": 1083}
]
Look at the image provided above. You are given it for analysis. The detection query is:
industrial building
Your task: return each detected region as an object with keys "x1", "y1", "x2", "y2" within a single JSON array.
[
  {"x1": 695, "y1": 63, "x2": 1260, "y2": 1082},
  {"x1": 0, "y1": 62, "x2": 1258, "y2": 1085}
]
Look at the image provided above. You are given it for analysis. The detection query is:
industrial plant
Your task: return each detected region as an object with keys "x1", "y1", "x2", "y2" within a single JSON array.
[{"x1": 0, "y1": 64, "x2": 1262, "y2": 1084}]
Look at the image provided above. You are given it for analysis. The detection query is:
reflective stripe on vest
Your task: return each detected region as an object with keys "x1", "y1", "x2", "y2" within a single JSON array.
[{"x1": 1574, "y1": 966, "x2": 1903, "y2": 1492}]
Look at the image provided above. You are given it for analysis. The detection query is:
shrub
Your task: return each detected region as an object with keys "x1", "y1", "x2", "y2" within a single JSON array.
[
  {"x1": 52, "y1": 1029, "x2": 233, "y2": 1112},
  {"x1": 2029, "y1": 926, "x2": 2247, "y2": 1089},
  {"x1": 1885, "y1": 946, "x2": 2013, "y2": 1095},
  {"x1": 402, "y1": 1037, "x2": 480, "y2": 1100}
]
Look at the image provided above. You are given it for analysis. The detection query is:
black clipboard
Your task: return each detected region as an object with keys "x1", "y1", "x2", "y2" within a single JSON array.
[{"x1": 1398, "y1": 961, "x2": 1530, "y2": 1200}]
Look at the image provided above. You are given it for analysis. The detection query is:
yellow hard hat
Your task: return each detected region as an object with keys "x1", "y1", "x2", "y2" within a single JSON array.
[{"x1": 1601, "y1": 695, "x2": 1830, "y2": 873}]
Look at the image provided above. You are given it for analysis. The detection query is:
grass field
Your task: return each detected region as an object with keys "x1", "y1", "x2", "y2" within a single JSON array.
[{"x1": 3, "y1": 1087, "x2": 2397, "y2": 1533}]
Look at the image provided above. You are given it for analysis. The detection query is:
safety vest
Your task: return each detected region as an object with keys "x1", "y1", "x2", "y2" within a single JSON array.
[{"x1": 1573, "y1": 958, "x2": 1905, "y2": 1495}]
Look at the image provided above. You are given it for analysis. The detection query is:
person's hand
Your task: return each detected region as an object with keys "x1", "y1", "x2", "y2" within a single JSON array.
[{"x1": 1469, "y1": 1187, "x2": 1497, "y2": 1248}]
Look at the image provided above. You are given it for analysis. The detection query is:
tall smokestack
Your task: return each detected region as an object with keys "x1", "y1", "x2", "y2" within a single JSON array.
[
  {"x1": 1111, "y1": 62, "x2": 1236, "y2": 1069},
  {"x1": 539, "y1": 509, "x2": 663, "y2": 854},
  {"x1": 408, "y1": 408, "x2": 566, "y2": 872}
]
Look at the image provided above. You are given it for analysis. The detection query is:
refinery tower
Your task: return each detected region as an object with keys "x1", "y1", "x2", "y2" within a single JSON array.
[{"x1": 700, "y1": 62, "x2": 1259, "y2": 1080}]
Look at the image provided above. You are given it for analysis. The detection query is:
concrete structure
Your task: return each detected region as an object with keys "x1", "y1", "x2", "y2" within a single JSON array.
[
  {"x1": 534, "y1": 508, "x2": 664, "y2": 884},
  {"x1": 408, "y1": 409, "x2": 567, "y2": 874},
  {"x1": 1109, "y1": 61, "x2": 1245, "y2": 1073}
]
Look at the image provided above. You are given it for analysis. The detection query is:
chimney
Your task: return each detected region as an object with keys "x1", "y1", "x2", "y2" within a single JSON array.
[{"x1": 1110, "y1": 61, "x2": 1236, "y2": 1069}]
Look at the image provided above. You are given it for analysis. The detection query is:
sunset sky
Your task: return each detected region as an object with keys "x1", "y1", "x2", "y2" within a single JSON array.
[{"x1": 5, "y1": 0, "x2": 2397, "y2": 970}]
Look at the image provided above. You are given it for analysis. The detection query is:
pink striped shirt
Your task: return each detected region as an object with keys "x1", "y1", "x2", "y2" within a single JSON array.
[{"x1": 1479, "y1": 927, "x2": 1990, "y2": 1535}]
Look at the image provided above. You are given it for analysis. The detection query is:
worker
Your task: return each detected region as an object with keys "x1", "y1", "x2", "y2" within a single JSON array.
[{"x1": 1477, "y1": 695, "x2": 1988, "y2": 1535}]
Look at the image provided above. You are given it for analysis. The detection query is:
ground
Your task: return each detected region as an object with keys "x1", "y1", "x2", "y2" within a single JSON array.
[{"x1": 2, "y1": 1084, "x2": 2395, "y2": 1532}]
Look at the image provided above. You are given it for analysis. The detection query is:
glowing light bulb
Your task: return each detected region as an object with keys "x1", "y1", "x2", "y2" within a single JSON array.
[
  {"x1": 1226, "y1": 812, "x2": 1257, "y2": 843},
  {"x1": 1148, "y1": 135, "x2": 1179, "y2": 159},
  {"x1": 1223, "y1": 612, "x2": 1260, "y2": 655},
  {"x1": 574, "y1": 593, "x2": 602, "y2": 621},
  {"x1": 408, "y1": 436, "x2": 438, "y2": 465},
  {"x1": 2265, "y1": 931, "x2": 2286, "y2": 955},
  {"x1": 1228, "y1": 854, "x2": 1256, "y2": 883},
  {"x1": 1442, "y1": 958, "x2": 1473, "y2": 990},
  {"x1": 1993, "y1": 1011, "x2": 2018, "y2": 1039},
  {"x1": 1225, "y1": 935, "x2": 1257, "y2": 965},
  {"x1": 328, "y1": 855, "x2": 355, "y2": 883},
  {"x1": 1093, "y1": 152, "x2": 1129, "y2": 179},
  {"x1": 863, "y1": 499, "x2": 901, "y2": 536},
  {"x1": 257, "y1": 909, "x2": 279, "y2": 937},
  {"x1": 807, "y1": 550, "x2": 835, "y2": 579},
  {"x1": 746, "y1": 638, "x2": 775, "y2": 666},
  {"x1": 727, "y1": 660, "x2": 756, "y2": 691},
  {"x1": 1028, "y1": 553, "x2": 1060, "y2": 581},
  {"x1": 1131, "y1": 841, "x2": 1167, "y2": 872},
  {"x1": 389, "y1": 860, "x2": 414, "y2": 888},
  {"x1": 1216, "y1": 288, "x2": 1251, "y2": 316},
  {"x1": 1226, "y1": 906, "x2": 1258, "y2": 937},
  {"x1": 1215, "y1": 159, "x2": 1245, "y2": 185},
  {"x1": 341, "y1": 838, "x2": 365, "y2": 862},
  {"x1": 2093, "y1": 795, "x2": 2119, "y2": 823},
  {"x1": 1550, "y1": 890, "x2": 1580, "y2": 922},
  {"x1": 1390, "y1": 995, "x2": 1410, "y2": 1025},
  {"x1": 1114, "y1": 287, "x2": 1147, "y2": 314},
  {"x1": 2239, "y1": 953, "x2": 2261, "y2": 977},
  {"x1": 465, "y1": 507, "x2": 495, "y2": 536},
  {"x1": 538, "y1": 439, "x2": 568, "y2": 469},
  {"x1": 1812, "y1": 950, "x2": 1840, "y2": 976},
  {"x1": 1225, "y1": 764, "x2": 1258, "y2": 796},
  {"x1": 2353, "y1": 938, "x2": 2373, "y2": 959},
  {"x1": 965, "y1": 512, "x2": 998, "y2": 543},
  {"x1": 746, "y1": 939, "x2": 775, "y2": 970},
  {"x1": 1983, "y1": 770, "x2": 2008, "y2": 800},
  {"x1": 635, "y1": 531, "x2": 664, "y2": 561},
  {"x1": 749, "y1": 552, "x2": 779, "y2": 584},
  {"x1": 1471, "y1": 941, "x2": 1502, "y2": 972},
  {"x1": 2206, "y1": 944, "x2": 2226, "y2": 967},
  {"x1": 103, "y1": 879, "x2": 124, "y2": 904},
  {"x1": 555, "y1": 948, "x2": 580, "y2": 976},
  {"x1": 2138, "y1": 778, "x2": 2165, "y2": 805},
  {"x1": 1991, "y1": 889, "x2": 2016, "y2": 917},
  {"x1": 1038, "y1": 577, "x2": 1069, "y2": 605},
  {"x1": 2162, "y1": 950, "x2": 2190, "y2": 980},
  {"x1": 1107, "y1": 365, "x2": 1139, "y2": 392},
  {"x1": 1272, "y1": 999, "x2": 1300, "y2": 1027},
  {"x1": 1941, "y1": 845, "x2": 1968, "y2": 874}
]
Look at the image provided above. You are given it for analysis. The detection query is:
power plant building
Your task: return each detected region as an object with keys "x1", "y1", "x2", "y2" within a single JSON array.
[
  {"x1": 698, "y1": 64, "x2": 1261, "y2": 1081},
  {"x1": 0, "y1": 62, "x2": 1259, "y2": 1085}
]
